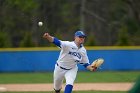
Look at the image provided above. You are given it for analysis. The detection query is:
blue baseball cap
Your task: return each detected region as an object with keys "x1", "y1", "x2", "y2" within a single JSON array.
[{"x1": 75, "y1": 31, "x2": 86, "y2": 37}]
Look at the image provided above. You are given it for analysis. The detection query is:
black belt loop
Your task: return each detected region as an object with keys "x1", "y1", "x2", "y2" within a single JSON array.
[{"x1": 56, "y1": 63, "x2": 71, "y2": 70}]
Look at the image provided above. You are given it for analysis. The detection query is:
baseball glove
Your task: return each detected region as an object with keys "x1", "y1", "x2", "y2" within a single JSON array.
[{"x1": 91, "y1": 58, "x2": 104, "y2": 70}]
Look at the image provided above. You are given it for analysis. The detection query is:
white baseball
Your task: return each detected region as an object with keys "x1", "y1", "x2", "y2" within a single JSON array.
[{"x1": 38, "y1": 22, "x2": 43, "y2": 26}]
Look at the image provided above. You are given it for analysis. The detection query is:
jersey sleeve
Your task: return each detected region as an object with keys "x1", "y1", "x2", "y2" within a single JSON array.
[
  {"x1": 79, "y1": 49, "x2": 90, "y2": 68},
  {"x1": 53, "y1": 37, "x2": 69, "y2": 49},
  {"x1": 60, "y1": 41, "x2": 70, "y2": 50},
  {"x1": 53, "y1": 37, "x2": 61, "y2": 48}
]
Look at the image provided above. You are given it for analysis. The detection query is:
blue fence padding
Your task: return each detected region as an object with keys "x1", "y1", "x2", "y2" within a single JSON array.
[
  {"x1": 0, "y1": 51, "x2": 59, "y2": 72},
  {"x1": 0, "y1": 49, "x2": 140, "y2": 72},
  {"x1": 87, "y1": 50, "x2": 140, "y2": 71}
]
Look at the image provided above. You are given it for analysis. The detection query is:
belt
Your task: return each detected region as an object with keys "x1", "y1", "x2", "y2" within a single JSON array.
[{"x1": 56, "y1": 63, "x2": 72, "y2": 70}]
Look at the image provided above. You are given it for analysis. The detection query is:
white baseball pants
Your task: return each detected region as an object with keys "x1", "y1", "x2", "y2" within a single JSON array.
[{"x1": 53, "y1": 64, "x2": 78, "y2": 90}]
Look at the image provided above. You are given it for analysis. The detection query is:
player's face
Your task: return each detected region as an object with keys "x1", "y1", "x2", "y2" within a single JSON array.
[{"x1": 75, "y1": 36, "x2": 85, "y2": 44}]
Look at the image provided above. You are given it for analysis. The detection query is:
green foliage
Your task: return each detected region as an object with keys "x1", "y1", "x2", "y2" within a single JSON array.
[
  {"x1": 0, "y1": 32, "x2": 12, "y2": 47},
  {"x1": 126, "y1": 19, "x2": 140, "y2": 45},
  {"x1": 6, "y1": 0, "x2": 38, "y2": 12},
  {"x1": 116, "y1": 25, "x2": 132, "y2": 46},
  {"x1": 132, "y1": 30, "x2": 140, "y2": 45},
  {"x1": 85, "y1": 34, "x2": 96, "y2": 46},
  {"x1": 0, "y1": 0, "x2": 140, "y2": 47},
  {"x1": 20, "y1": 32, "x2": 35, "y2": 47},
  {"x1": 128, "y1": 76, "x2": 140, "y2": 93}
]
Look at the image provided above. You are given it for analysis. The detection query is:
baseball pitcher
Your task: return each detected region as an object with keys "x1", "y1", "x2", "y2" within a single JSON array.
[{"x1": 43, "y1": 31, "x2": 104, "y2": 93}]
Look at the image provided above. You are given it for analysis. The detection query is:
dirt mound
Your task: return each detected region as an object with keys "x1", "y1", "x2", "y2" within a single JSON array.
[{"x1": 0, "y1": 83, "x2": 133, "y2": 92}]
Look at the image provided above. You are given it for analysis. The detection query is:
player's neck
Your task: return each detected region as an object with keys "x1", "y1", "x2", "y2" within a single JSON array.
[{"x1": 74, "y1": 41, "x2": 82, "y2": 48}]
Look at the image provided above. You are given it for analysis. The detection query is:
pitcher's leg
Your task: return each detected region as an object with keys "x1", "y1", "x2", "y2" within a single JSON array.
[
  {"x1": 64, "y1": 84, "x2": 73, "y2": 93},
  {"x1": 53, "y1": 64, "x2": 65, "y2": 92},
  {"x1": 64, "y1": 66, "x2": 78, "y2": 93}
]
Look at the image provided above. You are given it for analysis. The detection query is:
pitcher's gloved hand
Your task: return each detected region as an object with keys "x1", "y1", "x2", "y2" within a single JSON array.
[{"x1": 91, "y1": 58, "x2": 104, "y2": 71}]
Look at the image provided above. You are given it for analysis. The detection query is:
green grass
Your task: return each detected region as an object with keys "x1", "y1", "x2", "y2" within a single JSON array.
[
  {"x1": 0, "y1": 91, "x2": 127, "y2": 93},
  {"x1": 0, "y1": 71, "x2": 139, "y2": 84},
  {"x1": 76, "y1": 71, "x2": 140, "y2": 83},
  {"x1": 0, "y1": 72, "x2": 53, "y2": 84}
]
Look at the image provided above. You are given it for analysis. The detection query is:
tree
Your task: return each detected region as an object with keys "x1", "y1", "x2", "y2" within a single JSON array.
[
  {"x1": 116, "y1": 25, "x2": 132, "y2": 46},
  {"x1": 20, "y1": 32, "x2": 35, "y2": 47},
  {"x1": 0, "y1": 32, "x2": 12, "y2": 47}
]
